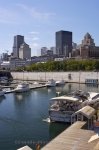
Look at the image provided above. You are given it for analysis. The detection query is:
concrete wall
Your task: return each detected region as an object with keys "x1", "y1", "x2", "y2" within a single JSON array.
[{"x1": 11, "y1": 71, "x2": 99, "y2": 83}]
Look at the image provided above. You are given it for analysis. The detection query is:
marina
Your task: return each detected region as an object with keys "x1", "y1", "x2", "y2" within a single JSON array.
[{"x1": 0, "y1": 81, "x2": 99, "y2": 150}]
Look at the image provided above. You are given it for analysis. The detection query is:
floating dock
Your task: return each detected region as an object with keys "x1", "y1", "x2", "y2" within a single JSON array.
[{"x1": 4, "y1": 84, "x2": 46, "y2": 94}]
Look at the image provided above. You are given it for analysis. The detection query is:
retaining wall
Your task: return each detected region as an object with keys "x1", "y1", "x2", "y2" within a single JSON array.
[{"x1": 11, "y1": 72, "x2": 99, "y2": 83}]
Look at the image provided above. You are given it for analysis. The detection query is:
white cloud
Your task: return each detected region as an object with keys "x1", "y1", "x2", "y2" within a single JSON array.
[
  {"x1": 29, "y1": 31, "x2": 39, "y2": 35},
  {"x1": 16, "y1": 4, "x2": 56, "y2": 21},
  {"x1": 31, "y1": 9, "x2": 56, "y2": 20},
  {"x1": 0, "y1": 7, "x2": 19, "y2": 24},
  {"x1": 32, "y1": 37, "x2": 39, "y2": 41},
  {"x1": 31, "y1": 43, "x2": 39, "y2": 48}
]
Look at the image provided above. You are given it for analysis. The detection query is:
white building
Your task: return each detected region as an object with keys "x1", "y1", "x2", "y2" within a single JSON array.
[
  {"x1": 19, "y1": 42, "x2": 31, "y2": 60},
  {"x1": 0, "y1": 61, "x2": 11, "y2": 70},
  {"x1": 0, "y1": 59, "x2": 31, "y2": 70}
]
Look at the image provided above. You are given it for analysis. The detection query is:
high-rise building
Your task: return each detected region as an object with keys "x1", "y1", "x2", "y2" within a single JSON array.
[
  {"x1": 13, "y1": 35, "x2": 24, "y2": 58},
  {"x1": 19, "y1": 42, "x2": 31, "y2": 60},
  {"x1": 56, "y1": 30, "x2": 72, "y2": 57},
  {"x1": 50, "y1": 47, "x2": 56, "y2": 54},
  {"x1": 80, "y1": 33, "x2": 95, "y2": 58},
  {"x1": 41, "y1": 47, "x2": 47, "y2": 56}
]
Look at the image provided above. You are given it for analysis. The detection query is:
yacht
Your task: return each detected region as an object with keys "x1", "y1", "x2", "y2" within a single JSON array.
[
  {"x1": 49, "y1": 90, "x2": 99, "y2": 123},
  {"x1": 46, "y1": 79, "x2": 56, "y2": 87},
  {"x1": 15, "y1": 83, "x2": 30, "y2": 93},
  {"x1": 56, "y1": 80, "x2": 65, "y2": 86}
]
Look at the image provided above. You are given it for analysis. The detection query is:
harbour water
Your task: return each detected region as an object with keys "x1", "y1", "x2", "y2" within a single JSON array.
[{"x1": 0, "y1": 83, "x2": 99, "y2": 150}]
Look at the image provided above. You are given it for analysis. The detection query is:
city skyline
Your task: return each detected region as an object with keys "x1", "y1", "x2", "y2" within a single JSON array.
[{"x1": 0, "y1": 0, "x2": 99, "y2": 56}]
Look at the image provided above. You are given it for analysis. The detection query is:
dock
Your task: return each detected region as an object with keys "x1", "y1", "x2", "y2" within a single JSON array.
[
  {"x1": 41, "y1": 121, "x2": 99, "y2": 150},
  {"x1": 4, "y1": 84, "x2": 46, "y2": 94}
]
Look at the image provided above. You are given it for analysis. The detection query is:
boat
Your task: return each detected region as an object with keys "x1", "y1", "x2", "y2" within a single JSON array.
[
  {"x1": 56, "y1": 80, "x2": 65, "y2": 86},
  {"x1": 46, "y1": 79, "x2": 56, "y2": 87},
  {"x1": 33, "y1": 81, "x2": 39, "y2": 85},
  {"x1": 49, "y1": 90, "x2": 99, "y2": 123},
  {"x1": 14, "y1": 83, "x2": 30, "y2": 93}
]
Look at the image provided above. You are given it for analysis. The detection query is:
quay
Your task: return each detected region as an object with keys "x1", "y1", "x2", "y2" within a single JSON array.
[{"x1": 41, "y1": 121, "x2": 99, "y2": 150}]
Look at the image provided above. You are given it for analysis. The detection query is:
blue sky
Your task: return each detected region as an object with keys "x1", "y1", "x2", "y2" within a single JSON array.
[{"x1": 0, "y1": 0, "x2": 99, "y2": 56}]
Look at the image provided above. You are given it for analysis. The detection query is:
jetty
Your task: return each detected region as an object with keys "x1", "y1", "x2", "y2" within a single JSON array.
[
  {"x1": 4, "y1": 84, "x2": 46, "y2": 94},
  {"x1": 41, "y1": 121, "x2": 99, "y2": 150}
]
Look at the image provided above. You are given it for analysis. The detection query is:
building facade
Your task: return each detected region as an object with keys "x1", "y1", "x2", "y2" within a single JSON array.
[
  {"x1": 56, "y1": 30, "x2": 72, "y2": 57},
  {"x1": 80, "y1": 33, "x2": 97, "y2": 58},
  {"x1": 13, "y1": 35, "x2": 24, "y2": 58},
  {"x1": 41, "y1": 47, "x2": 47, "y2": 56},
  {"x1": 19, "y1": 42, "x2": 31, "y2": 60},
  {"x1": 50, "y1": 47, "x2": 56, "y2": 54}
]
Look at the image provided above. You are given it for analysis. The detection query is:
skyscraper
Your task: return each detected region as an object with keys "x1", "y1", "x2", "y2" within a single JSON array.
[
  {"x1": 13, "y1": 35, "x2": 24, "y2": 58},
  {"x1": 56, "y1": 30, "x2": 72, "y2": 57},
  {"x1": 41, "y1": 47, "x2": 47, "y2": 56},
  {"x1": 19, "y1": 42, "x2": 31, "y2": 60}
]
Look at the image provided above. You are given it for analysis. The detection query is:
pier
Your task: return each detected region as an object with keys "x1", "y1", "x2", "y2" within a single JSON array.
[
  {"x1": 41, "y1": 121, "x2": 99, "y2": 150},
  {"x1": 4, "y1": 84, "x2": 46, "y2": 94}
]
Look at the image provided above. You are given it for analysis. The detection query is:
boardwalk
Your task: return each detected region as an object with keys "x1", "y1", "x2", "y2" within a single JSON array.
[{"x1": 41, "y1": 121, "x2": 99, "y2": 150}]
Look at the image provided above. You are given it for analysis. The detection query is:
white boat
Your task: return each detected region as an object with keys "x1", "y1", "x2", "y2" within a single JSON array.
[
  {"x1": 49, "y1": 90, "x2": 99, "y2": 123},
  {"x1": 33, "y1": 81, "x2": 39, "y2": 85},
  {"x1": 46, "y1": 79, "x2": 56, "y2": 87},
  {"x1": 15, "y1": 83, "x2": 30, "y2": 93},
  {"x1": 56, "y1": 80, "x2": 65, "y2": 86}
]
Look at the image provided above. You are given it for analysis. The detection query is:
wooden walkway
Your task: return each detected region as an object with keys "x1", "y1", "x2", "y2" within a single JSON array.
[{"x1": 41, "y1": 121, "x2": 99, "y2": 150}]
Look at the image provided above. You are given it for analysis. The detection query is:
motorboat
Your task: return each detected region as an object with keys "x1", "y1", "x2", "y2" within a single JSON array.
[
  {"x1": 33, "y1": 81, "x2": 39, "y2": 85},
  {"x1": 46, "y1": 79, "x2": 56, "y2": 87},
  {"x1": 49, "y1": 95, "x2": 83, "y2": 123},
  {"x1": 14, "y1": 83, "x2": 30, "y2": 93},
  {"x1": 49, "y1": 90, "x2": 99, "y2": 123},
  {"x1": 56, "y1": 80, "x2": 65, "y2": 86}
]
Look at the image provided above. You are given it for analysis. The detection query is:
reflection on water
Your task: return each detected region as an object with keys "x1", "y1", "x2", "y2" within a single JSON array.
[
  {"x1": 49, "y1": 122, "x2": 69, "y2": 140},
  {"x1": 14, "y1": 92, "x2": 31, "y2": 101},
  {"x1": 0, "y1": 95, "x2": 6, "y2": 103}
]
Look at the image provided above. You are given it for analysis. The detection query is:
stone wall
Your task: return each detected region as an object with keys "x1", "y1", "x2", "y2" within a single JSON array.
[{"x1": 11, "y1": 71, "x2": 99, "y2": 83}]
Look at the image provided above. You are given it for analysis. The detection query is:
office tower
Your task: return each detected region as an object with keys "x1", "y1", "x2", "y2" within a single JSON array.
[
  {"x1": 56, "y1": 30, "x2": 72, "y2": 57},
  {"x1": 80, "y1": 33, "x2": 95, "y2": 58},
  {"x1": 19, "y1": 42, "x2": 31, "y2": 60},
  {"x1": 41, "y1": 47, "x2": 47, "y2": 56},
  {"x1": 13, "y1": 35, "x2": 24, "y2": 58},
  {"x1": 50, "y1": 47, "x2": 56, "y2": 54}
]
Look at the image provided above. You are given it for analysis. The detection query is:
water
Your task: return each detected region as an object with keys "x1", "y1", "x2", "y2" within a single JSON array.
[{"x1": 0, "y1": 83, "x2": 99, "y2": 150}]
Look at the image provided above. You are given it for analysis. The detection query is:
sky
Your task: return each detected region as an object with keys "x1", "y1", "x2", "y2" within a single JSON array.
[{"x1": 0, "y1": 0, "x2": 99, "y2": 56}]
